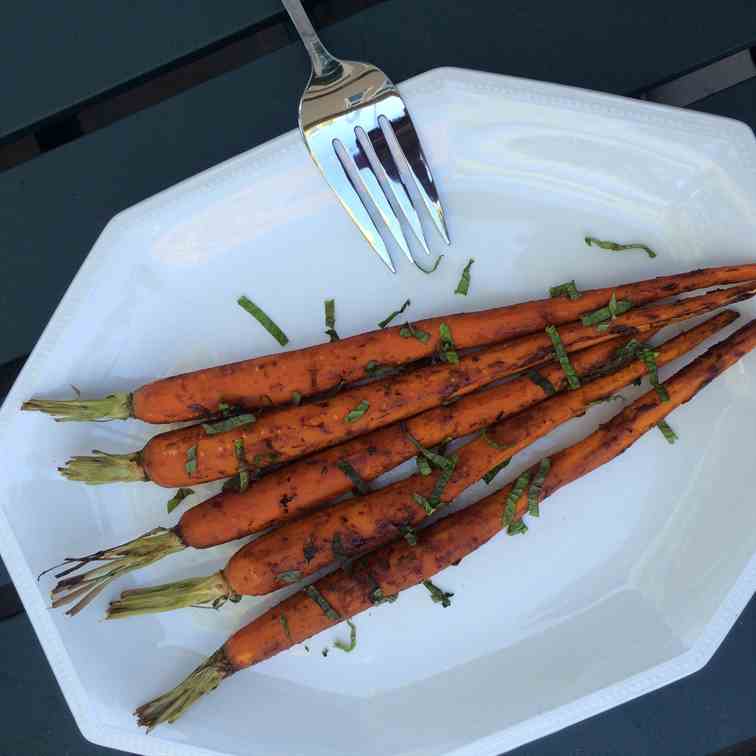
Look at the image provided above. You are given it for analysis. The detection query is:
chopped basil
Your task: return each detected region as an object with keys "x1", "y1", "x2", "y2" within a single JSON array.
[
  {"x1": 423, "y1": 579, "x2": 453, "y2": 608},
  {"x1": 252, "y1": 451, "x2": 280, "y2": 467},
  {"x1": 399, "y1": 524, "x2": 417, "y2": 546},
  {"x1": 378, "y1": 299, "x2": 411, "y2": 329},
  {"x1": 334, "y1": 620, "x2": 357, "y2": 652},
  {"x1": 580, "y1": 296, "x2": 633, "y2": 327},
  {"x1": 549, "y1": 280, "x2": 581, "y2": 300},
  {"x1": 345, "y1": 400, "x2": 370, "y2": 423},
  {"x1": 413, "y1": 493, "x2": 435, "y2": 515},
  {"x1": 217, "y1": 401, "x2": 235, "y2": 416},
  {"x1": 639, "y1": 348, "x2": 670, "y2": 402},
  {"x1": 276, "y1": 570, "x2": 302, "y2": 584},
  {"x1": 237, "y1": 295, "x2": 289, "y2": 346},
  {"x1": 185, "y1": 445, "x2": 197, "y2": 476},
  {"x1": 596, "y1": 323, "x2": 611, "y2": 333},
  {"x1": 416, "y1": 254, "x2": 444, "y2": 274},
  {"x1": 480, "y1": 429, "x2": 514, "y2": 451},
  {"x1": 291, "y1": 391, "x2": 302, "y2": 405},
  {"x1": 233, "y1": 438, "x2": 250, "y2": 492},
  {"x1": 527, "y1": 458, "x2": 551, "y2": 517},
  {"x1": 502, "y1": 472, "x2": 530, "y2": 528},
  {"x1": 416, "y1": 456, "x2": 432, "y2": 476},
  {"x1": 657, "y1": 419, "x2": 678, "y2": 444},
  {"x1": 279, "y1": 614, "x2": 292, "y2": 641},
  {"x1": 507, "y1": 520, "x2": 528, "y2": 536},
  {"x1": 369, "y1": 587, "x2": 398, "y2": 605},
  {"x1": 201, "y1": 413, "x2": 256, "y2": 435},
  {"x1": 454, "y1": 258, "x2": 475, "y2": 295},
  {"x1": 483, "y1": 458, "x2": 510, "y2": 484},
  {"x1": 585, "y1": 236, "x2": 657, "y2": 259},
  {"x1": 365, "y1": 360, "x2": 398, "y2": 379},
  {"x1": 438, "y1": 323, "x2": 459, "y2": 365},
  {"x1": 336, "y1": 459, "x2": 370, "y2": 495},
  {"x1": 545, "y1": 325, "x2": 580, "y2": 389},
  {"x1": 324, "y1": 299, "x2": 339, "y2": 342},
  {"x1": 526, "y1": 368, "x2": 557, "y2": 396},
  {"x1": 427, "y1": 454, "x2": 458, "y2": 506},
  {"x1": 303, "y1": 585, "x2": 341, "y2": 621},
  {"x1": 166, "y1": 487, "x2": 194, "y2": 514},
  {"x1": 399, "y1": 322, "x2": 431, "y2": 343},
  {"x1": 403, "y1": 425, "x2": 456, "y2": 471}
]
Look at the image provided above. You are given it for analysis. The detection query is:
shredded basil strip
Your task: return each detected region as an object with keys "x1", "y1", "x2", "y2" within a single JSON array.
[
  {"x1": 345, "y1": 400, "x2": 370, "y2": 423},
  {"x1": 549, "y1": 280, "x2": 581, "y2": 300},
  {"x1": 414, "y1": 454, "x2": 458, "y2": 515},
  {"x1": 233, "y1": 438, "x2": 250, "y2": 492},
  {"x1": 438, "y1": 322, "x2": 459, "y2": 365},
  {"x1": 379, "y1": 299, "x2": 411, "y2": 329},
  {"x1": 481, "y1": 429, "x2": 514, "y2": 451},
  {"x1": 324, "y1": 299, "x2": 339, "y2": 342},
  {"x1": 416, "y1": 254, "x2": 444, "y2": 274},
  {"x1": 423, "y1": 579, "x2": 453, "y2": 608},
  {"x1": 403, "y1": 425, "x2": 456, "y2": 471},
  {"x1": 483, "y1": 458, "x2": 510, "y2": 484},
  {"x1": 507, "y1": 520, "x2": 528, "y2": 536},
  {"x1": 657, "y1": 419, "x2": 678, "y2": 444},
  {"x1": 454, "y1": 258, "x2": 475, "y2": 295},
  {"x1": 545, "y1": 325, "x2": 581, "y2": 389},
  {"x1": 276, "y1": 570, "x2": 302, "y2": 584},
  {"x1": 527, "y1": 458, "x2": 551, "y2": 517},
  {"x1": 365, "y1": 360, "x2": 398, "y2": 379},
  {"x1": 336, "y1": 459, "x2": 370, "y2": 495},
  {"x1": 526, "y1": 368, "x2": 557, "y2": 396},
  {"x1": 502, "y1": 472, "x2": 530, "y2": 528},
  {"x1": 369, "y1": 587, "x2": 398, "y2": 605},
  {"x1": 399, "y1": 322, "x2": 431, "y2": 343},
  {"x1": 399, "y1": 524, "x2": 417, "y2": 546},
  {"x1": 639, "y1": 348, "x2": 670, "y2": 402},
  {"x1": 279, "y1": 614, "x2": 292, "y2": 641},
  {"x1": 291, "y1": 391, "x2": 302, "y2": 406},
  {"x1": 334, "y1": 620, "x2": 357, "y2": 652},
  {"x1": 585, "y1": 236, "x2": 657, "y2": 259},
  {"x1": 304, "y1": 585, "x2": 341, "y2": 621},
  {"x1": 202, "y1": 413, "x2": 256, "y2": 435},
  {"x1": 185, "y1": 445, "x2": 197, "y2": 476},
  {"x1": 166, "y1": 487, "x2": 194, "y2": 514},
  {"x1": 237, "y1": 295, "x2": 289, "y2": 346},
  {"x1": 580, "y1": 297, "x2": 633, "y2": 327},
  {"x1": 416, "y1": 456, "x2": 432, "y2": 476}
]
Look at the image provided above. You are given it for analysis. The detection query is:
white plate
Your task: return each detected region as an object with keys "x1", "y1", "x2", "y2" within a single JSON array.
[{"x1": 2, "y1": 67, "x2": 756, "y2": 756}]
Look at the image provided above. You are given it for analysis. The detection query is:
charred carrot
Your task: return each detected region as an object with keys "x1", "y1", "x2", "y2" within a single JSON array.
[
  {"x1": 56, "y1": 283, "x2": 755, "y2": 488},
  {"x1": 107, "y1": 311, "x2": 739, "y2": 615},
  {"x1": 23, "y1": 264, "x2": 756, "y2": 423},
  {"x1": 48, "y1": 327, "x2": 654, "y2": 616},
  {"x1": 134, "y1": 317, "x2": 756, "y2": 730}
]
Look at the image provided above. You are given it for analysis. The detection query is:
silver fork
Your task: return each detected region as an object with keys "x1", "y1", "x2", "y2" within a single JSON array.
[{"x1": 281, "y1": 0, "x2": 450, "y2": 272}]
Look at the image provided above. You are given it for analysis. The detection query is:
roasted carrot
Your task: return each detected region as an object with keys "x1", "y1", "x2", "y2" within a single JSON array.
[
  {"x1": 134, "y1": 317, "x2": 756, "y2": 730},
  {"x1": 107, "y1": 311, "x2": 739, "y2": 615},
  {"x1": 23, "y1": 264, "x2": 756, "y2": 423},
  {"x1": 57, "y1": 283, "x2": 755, "y2": 488},
  {"x1": 48, "y1": 327, "x2": 653, "y2": 616}
]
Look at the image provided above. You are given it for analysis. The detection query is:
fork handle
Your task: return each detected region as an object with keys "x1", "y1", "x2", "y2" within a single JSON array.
[{"x1": 281, "y1": 0, "x2": 340, "y2": 78}]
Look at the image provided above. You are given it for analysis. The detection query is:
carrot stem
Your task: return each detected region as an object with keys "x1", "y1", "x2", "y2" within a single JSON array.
[
  {"x1": 22, "y1": 392, "x2": 132, "y2": 421},
  {"x1": 58, "y1": 450, "x2": 146, "y2": 484}
]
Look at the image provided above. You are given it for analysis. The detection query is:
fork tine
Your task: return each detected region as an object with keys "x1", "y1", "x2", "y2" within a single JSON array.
[
  {"x1": 384, "y1": 110, "x2": 451, "y2": 245},
  {"x1": 358, "y1": 125, "x2": 432, "y2": 257},
  {"x1": 309, "y1": 144, "x2": 396, "y2": 273},
  {"x1": 337, "y1": 132, "x2": 413, "y2": 264}
]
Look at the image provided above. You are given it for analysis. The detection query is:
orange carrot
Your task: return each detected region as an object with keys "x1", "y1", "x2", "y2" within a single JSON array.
[
  {"x1": 134, "y1": 317, "x2": 756, "y2": 730},
  {"x1": 107, "y1": 311, "x2": 739, "y2": 615},
  {"x1": 57, "y1": 283, "x2": 755, "y2": 488},
  {"x1": 23, "y1": 264, "x2": 756, "y2": 423}
]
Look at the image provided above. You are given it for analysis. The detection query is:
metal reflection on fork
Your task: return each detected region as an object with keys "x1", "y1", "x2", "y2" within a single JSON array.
[{"x1": 281, "y1": 0, "x2": 450, "y2": 272}]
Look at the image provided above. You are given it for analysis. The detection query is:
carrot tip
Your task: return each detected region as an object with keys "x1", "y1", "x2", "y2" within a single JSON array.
[
  {"x1": 59, "y1": 449, "x2": 145, "y2": 484},
  {"x1": 22, "y1": 392, "x2": 132, "y2": 422}
]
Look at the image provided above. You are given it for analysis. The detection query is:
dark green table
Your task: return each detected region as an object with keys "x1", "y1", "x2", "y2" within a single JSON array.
[{"x1": 1, "y1": 2, "x2": 755, "y2": 754}]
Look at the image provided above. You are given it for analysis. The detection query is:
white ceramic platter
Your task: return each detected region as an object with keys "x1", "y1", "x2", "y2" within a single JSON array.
[{"x1": 2, "y1": 67, "x2": 756, "y2": 756}]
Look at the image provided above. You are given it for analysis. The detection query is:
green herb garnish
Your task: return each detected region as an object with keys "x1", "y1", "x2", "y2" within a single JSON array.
[
  {"x1": 480, "y1": 429, "x2": 514, "y2": 451},
  {"x1": 545, "y1": 325, "x2": 580, "y2": 389},
  {"x1": 526, "y1": 368, "x2": 557, "y2": 396},
  {"x1": 454, "y1": 258, "x2": 474, "y2": 295},
  {"x1": 423, "y1": 454, "x2": 458, "y2": 511},
  {"x1": 502, "y1": 472, "x2": 530, "y2": 529},
  {"x1": 403, "y1": 426, "x2": 456, "y2": 472},
  {"x1": 201, "y1": 413, "x2": 256, "y2": 435},
  {"x1": 345, "y1": 400, "x2": 370, "y2": 423},
  {"x1": 324, "y1": 299, "x2": 339, "y2": 342},
  {"x1": 276, "y1": 570, "x2": 302, "y2": 584},
  {"x1": 337, "y1": 460, "x2": 369, "y2": 495},
  {"x1": 252, "y1": 451, "x2": 280, "y2": 468},
  {"x1": 639, "y1": 348, "x2": 670, "y2": 402},
  {"x1": 280, "y1": 614, "x2": 292, "y2": 641},
  {"x1": 438, "y1": 322, "x2": 459, "y2": 365},
  {"x1": 413, "y1": 493, "x2": 435, "y2": 514},
  {"x1": 237, "y1": 295, "x2": 289, "y2": 346},
  {"x1": 304, "y1": 585, "x2": 341, "y2": 621},
  {"x1": 365, "y1": 360, "x2": 397, "y2": 379},
  {"x1": 233, "y1": 438, "x2": 250, "y2": 492},
  {"x1": 580, "y1": 296, "x2": 633, "y2": 327},
  {"x1": 507, "y1": 520, "x2": 528, "y2": 536},
  {"x1": 549, "y1": 280, "x2": 581, "y2": 300},
  {"x1": 657, "y1": 419, "x2": 678, "y2": 444},
  {"x1": 291, "y1": 391, "x2": 302, "y2": 405},
  {"x1": 585, "y1": 236, "x2": 657, "y2": 259},
  {"x1": 379, "y1": 299, "x2": 411, "y2": 329},
  {"x1": 369, "y1": 587, "x2": 398, "y2": 605},
  {"x1": 334, "y1": 620, "x2": 357, "y2": 652},
  {"x1": 483, "y1": 458, "x2": 510, "y2": 484},
  {"x1": 416, "y1": 456, "x2": 432, "y2": 475},
  {"x1": 399, "y1": 524, "x2": 417, "y2": 546},
  {"x1": 166, "y1": 487, "x2": 194, "y2": 514},
  {"x1": 423, "y1": 579, "x2": 453, "y2": 608},
  {"x1": 399, "y1": 322, "x2": 431, "y2": 343},
  {"x1": 527, "y1": 458, "x2": 550, "y2": 517},
  {"x1": 416, "y1": 255, "x2": 444, "y2": 274},
  {"x1": 185, "y1": 445, "x2": 197, "y2": 476}
]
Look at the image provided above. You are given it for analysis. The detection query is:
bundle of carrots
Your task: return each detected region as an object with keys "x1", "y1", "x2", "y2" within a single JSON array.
[{"x1": 25, "y1": 262, "x2": 756, "y2": 730}]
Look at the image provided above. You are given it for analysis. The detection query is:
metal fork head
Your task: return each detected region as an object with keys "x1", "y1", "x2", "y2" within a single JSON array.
[{"x1": 298, "y1": 59, "x2": 450, "y2": 272}]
